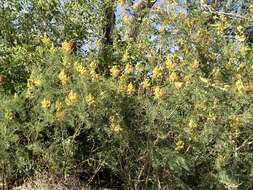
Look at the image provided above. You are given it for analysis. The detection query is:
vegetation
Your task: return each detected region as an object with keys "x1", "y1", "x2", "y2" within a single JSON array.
[{"x1": 1, "y1": 0, "x2": 253, "y2": 189}]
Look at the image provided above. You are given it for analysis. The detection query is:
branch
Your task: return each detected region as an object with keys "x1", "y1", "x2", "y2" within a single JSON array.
[{"x1": 202, "y1": 5, "x2": 252, "y2": 21}]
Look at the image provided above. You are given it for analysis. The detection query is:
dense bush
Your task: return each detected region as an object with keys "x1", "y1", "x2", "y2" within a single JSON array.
[{"x1": 1, "y1": 0, "x2": 253, "y2": 189}]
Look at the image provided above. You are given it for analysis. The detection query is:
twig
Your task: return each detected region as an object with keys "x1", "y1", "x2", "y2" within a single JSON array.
[{"x1": 202, "y1": 5, "x2": 252, "y2": 21}]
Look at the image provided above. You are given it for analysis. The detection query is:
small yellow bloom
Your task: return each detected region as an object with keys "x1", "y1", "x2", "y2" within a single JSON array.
[
  {"x1": 127, "y1": 82, "x2": 135, "y2": 95},
  {"x1": 110, "y1": 116, "x2": 123, "y2": 133},
  {"x1": 56, "y1": 111, "x2": 66, "y2": 122},
  {"x1": 142, "y1": 79, "x2": 151, "y2": 89},
  {"x1": 235, "y1": 79, "x2": 246, "y2": 95},
  {"x1": 58, "y1": 70, "x2": 68, "y2": 85},
  {"x1": 175, "y1": 140, "x2": 185, "y2": 151},
  {"x1": 153, "y1": 86, "x2": 164, "y2": 101},
  {"x1": 169, "y1": 72, "x2": 179, "y2": 82},
  {"x1": 5, "y1": 111, "x2": 14, "y2": 121},
  {"x1": 119, "y1": 0, "x2": 125, "y2": 6},
  {"x1": 237, "y1": 26, "x2": 244, "y2": 33},
  {"x1": 207, "y1": 112, "x2": 216, "y2": 122},
  {"x1": 152, "y1": 66, "x2": 163, "y2": 79},
  {"x1": 110, "y1": 66, "x2": 120, "y2": 78},
  {"x1": 188, "y1": 119, "x2": 197, "y2": 129},
  {"x1": 74, "y1": 62, "x2": 86, "y2": 76},
  {"x1": 165, "y1": 56, "x2": 174, "y2": 70},
  {"x1": 65, "y1": 90, "x2": 78, "y2": 106},
  {"x1": 62, "y1": 41, "x2": 73, "y2": 53},
  {"x1": 236, "y1": 34, "x2": 246, "y2": 42},
  {"x1": 27, "y1": 79, "x2": 42, "y2": 88},
  {"x1": 85, "y1": 94, "x2": 95, "y2": 106},
  {"x1": 41, "y1": 98, "x2": 51, "y2": 109},
  {"x1": 41, "y1": 33, "x2": 50, "y2": 46},
  {"x1": 250, "y1": 5, "x2": 253, "y2": 14},
  {"x1": 124, "y1": 63, "x2": 133, "y2": 74},
  {"x1": 174, "y1": 82, "x2": 184, "y2": 90},
  {"x1": 192, "y1": 60, "x2": 199, "y2": 69}
]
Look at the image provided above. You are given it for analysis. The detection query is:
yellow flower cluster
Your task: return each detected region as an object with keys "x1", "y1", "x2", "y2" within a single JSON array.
[
  {"x1": 41, "y1": 33, "x2": 50, "y2": 46},
  {"x1": 85, "y1": 94, "x2": 95, "y2": 106},
  {"x1": 109, "y1": 116, "x2": 123, "y2": 133},
  {"x1": 153, "y1": 86, "x2": 164, "y2": 101},
  {"x1": 56, "y1": 111, "x2": 66, "y2": 122},
  {"x1": 65, "y1": 90, "x2": 78, "y2": 106},
  {"x1": 62, "y1": 41, "x2": 73, "y2": 53},
  {"x1": 27, "y1": 79, "x2": 42, "y2": 89},
  {"x1": 236, "y1": 25, "x2": 246, "y2": 42},
  {"x1": 124, "y1": 63, "x2": 134, "y2": 74},
  {"x1": 165, "y1": 55, "x2": 175, "y2": 70},
  {"x1": 168, "y1": 72, "x2": 179, "y2": 82},
  {"x1": 5, "y1": 111, "x2": 14, "y2": 121},
  {"x1": 110, "y1": 66, "x2": 120, "y2": 78},
  {"x1": 187, "y1": 119, "x2": 197, "y2": 129},
  {"x1": 58, "y1": 70, "x2": 68, "y2": 85},
  {"x1": 126, "y1": 82, "x2": 135, "y2": 95},
  {"x1": 152, "y1": 66, "x2": 163, "y2": 79},
  {"x1": 175, "y1": 140, "x2": 185, "y2": 151},
  {"x1": 74, "y1": 62, "x2": 86, "y2": 76},
  {"x1": 142, "y1": 79, "x2": 150, "y2": 89},
  {"x1": 41, "y1": 98, "x2": 51, "y2": 109}
]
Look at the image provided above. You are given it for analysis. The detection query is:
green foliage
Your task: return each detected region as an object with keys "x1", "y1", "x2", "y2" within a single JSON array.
[{"x1": 1, "y1": 0, "x2": 253, "y2": 189}]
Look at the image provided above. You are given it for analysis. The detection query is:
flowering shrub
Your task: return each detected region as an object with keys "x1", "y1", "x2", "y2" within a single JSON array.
[{"x1": 1, "y1": 0, "x2": 253, "y2": 189}]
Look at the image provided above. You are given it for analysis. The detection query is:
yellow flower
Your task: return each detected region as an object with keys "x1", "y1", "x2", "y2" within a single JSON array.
[
  {"x1": 56, "y1": 111, "x2": 66, "y2": 122},
  {"x1": 175, "y1": 140, "x2": 185, "y2": 151},
  {"x1": 153, "y1": 86, "x2": 164, "y2": 101},
  {"x1": 41, "y1": 33, "x2": 50, "y2": 46},
  {"x1": 165, "y1": 56, "x2": 174, "y2": 70},
  {"x1": 199, "y1": 76, "x2": 209, "y2": 83},
  {"x1": 122, "y1": 51, "x2": 129, "y2": 62},
  {"x1": 110, "y1": 116, "x2": 123, "y2": 133},
  {"x1": 5, "y1": 111, "x2": 14, "y2": 121},
  {"x1": 124, "y1": 63, "x2": 133, "y2": 74},
  {"x1": 58, "y1": 70, "x2": 68, "y2": 85},
  {"x1": 90, "y1": 62, "x2": 97, "y2": 70},
  {"x1": 207, "y1": 112, "x2": 216, "y2": 122},
  {"x1": 235, "y1": 79, "x2": 246, "y2": 95},
  {"x1": 119, "y1": 0, "x2": 125, "y2": 6},
  {"x1": 236, "y1": 34, "x2": 246, "y2": 42},
  {"x1": 85, "y1": 94, "x2": 95, "y2": 106},
  {"x1": 41, "y1": 98, "x2": 51, "y2": 109},
  {"x1": 27, "y1": 79, "x2": 42, "y2": 88},
  {"x1": 126, "y1": 82, "x2": 135, "y2": 95},
  {"x1": 192, "y1": 60, "x2": 199, "y2": 69},
  {"x1": 188, "y1": 119, "x2": 197, "y2": 129},
  {"x1": 240, "y1": 46, "x2": 249, "y2": 56},
  {"x1": 65, "y1": 90, "x2": 78, "y2": 106},
  {"x1": 142, "y1": 79, "x2": 151, "y2": 89},
  {"x1": 174, "y1": 82, "x2": 184, "y2": 90},
  {"x1": 152, "y1": 66, "x2": 163, "y2": 79},
  {"x1": 110, "y1": 66, "x2": 120, "y2": 78},
  {"x1": 169, "y1": 72, "x2": 179, "y2": 82},
  {"x1": 250, "y1": 5, "x2": 253, "y2": 14},
  {"x1": 74, "y1": 62, "x2": 86, "y2": 75},
  {"x1": 62, "y1": 41, "x2": 73, "y2": 53}
]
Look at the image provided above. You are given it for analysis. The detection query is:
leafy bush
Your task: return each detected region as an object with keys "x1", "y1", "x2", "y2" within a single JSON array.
[{"x1": 1, "y1": 1, "x2": 253, "y2": 189}]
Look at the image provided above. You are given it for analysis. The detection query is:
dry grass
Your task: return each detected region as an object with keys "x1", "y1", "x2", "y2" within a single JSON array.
[{"x1": 11, "y1": 173, "x2": 114, "y2": 190}]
